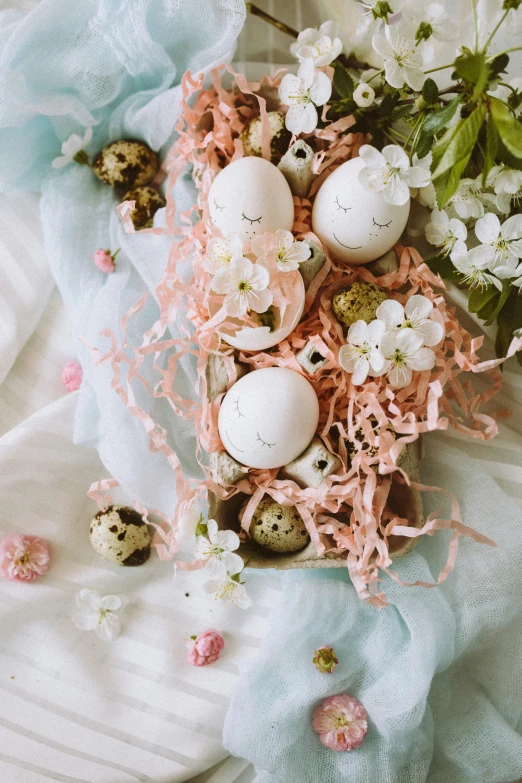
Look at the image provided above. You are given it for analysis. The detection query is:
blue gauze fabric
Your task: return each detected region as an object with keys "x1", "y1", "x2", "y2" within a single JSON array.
[
  {"x1": 224, "y1": 437, "x2": 522, "y2": 783},
  {"x1": 0, "y1": 0, "x2": 245, "y2": 514}
]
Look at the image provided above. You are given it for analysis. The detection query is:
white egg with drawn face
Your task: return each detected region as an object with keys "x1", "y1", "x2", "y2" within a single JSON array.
[
  {"x1": 208, "y1": 157, "x2": 295, "y2": 243},
  {"x1": 311, "y1": 156, "x2": 410, "y2": 264},
  {"x1": 218, "y1": 367, "x2": 319, "y2": 470}
]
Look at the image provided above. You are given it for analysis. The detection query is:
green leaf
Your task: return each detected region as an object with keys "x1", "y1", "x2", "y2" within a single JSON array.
[
  {"x1": 497, "y1": 135, "x2": 522, "y2": 170},
  {"x1": 415, "y1": 128, "x2": 435, "y2": 159},
  {"x1": 489, "y1": 52, "x2": 510, "y2": 79},
  {"x1": 490, "y1": 97, "x2": 522, "y2": 160},
  {"x1": 495, "y1": 288, "x2": 522, "y2": 358},
  {"x1": 379, "y1": 91, "x2": 400, "y2": 117},
  {"x1": 431, "y1": 104, "x2": 487, "y2": 180},
  {"x1": 195, "y1": 520, "x2": 208, "y2": 537},
  {"x1": 423, "y1": 96, "x2": 460, "y2": 135},
  {"x1": 390, "y1": 104, "x2": 414, "y2": 121},
  {"x1": 431, "y1": 105, "x2": 486, "y2": 207},
  {"x1": 484, "y1": 280, "x2": 512, "y2": 325},
  {"x1": 482, "y1": 116, "x2": 499, "y2": 188},
  {"x1": 468, "y1": 284, "x2": 499, "y2": 315},
  {"x1": 332, "y1": 64, "x2": 354, "y2": 100},
  {"x1": 454, "y1": 50, "x2": 489, "y2": 100},
  {"x1": 425, "y1": 253, "x2": 460, "y2": 281},
  {"x1": 422, "y1": 77, "x2": 439, "y2": 105}
]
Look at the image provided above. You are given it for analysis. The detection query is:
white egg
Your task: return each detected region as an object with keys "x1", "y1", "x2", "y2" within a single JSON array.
[
  {"x1": 218, "y1": 367, "x2": 319, "y2": 469},
  {"x1": 208, "y1": 157, "x2": 295, "y2": 242},
  {"x1": 209, "y1": 272, "x2": 306, "y2": 351},
  {"x1": 311, "y1": 157, "x2": 410, "y2": 264}
]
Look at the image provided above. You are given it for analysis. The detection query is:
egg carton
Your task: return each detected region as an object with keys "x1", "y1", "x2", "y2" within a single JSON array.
[{"x1": 206, "y1": 349, "x2": 424, "y2": 569}]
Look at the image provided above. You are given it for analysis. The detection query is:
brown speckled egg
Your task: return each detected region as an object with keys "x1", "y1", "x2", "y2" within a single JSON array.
[
  {"x1": 240, "y1": 112, "x2": 292, "y2": 164},
  {"x1": 332, "y1": 282, "x2": 388, "y2": 331},
  {"x1": 92, "y1": 140, "x2": 158, "y2": 189},
  {"x1": 89, "y1": 505, "x2": 151, "y2": 566},
  {"x1": 250, "y1": 498, "x2": 310, "y2": 552},
  {"x1": 122, "y1": 186, "x2": 166, "y2": 230}
]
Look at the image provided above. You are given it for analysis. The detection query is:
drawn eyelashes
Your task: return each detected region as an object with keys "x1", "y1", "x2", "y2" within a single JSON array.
[
  {"x1": 213, "y1": 199, "x2": 225, "y2": 211},
  {"x1": 233, "y1": 397, "x2": 245, "y2": 418},
  {"x1": 242, "y1": 212, "x2": 262, "y2": 224},
  {"x1": 335, "y1": 196, "x2": 352, "y2": 212},
  {"x1": 256, "y1": 432, "x2": 275, "y2": 448},
  {"x1": 373, "y1": 217, "x2": 392, "y2": 228}
]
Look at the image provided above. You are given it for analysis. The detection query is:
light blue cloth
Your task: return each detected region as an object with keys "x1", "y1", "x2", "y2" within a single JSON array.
[
  {"x1": 224, "y1": 438, "x2": 522, "y2": 783},
  {"x1": 0, "y1": 0, "x2": 245, "y2": 513}
]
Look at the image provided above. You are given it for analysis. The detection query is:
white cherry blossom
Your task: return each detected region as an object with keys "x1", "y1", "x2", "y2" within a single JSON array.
[
  {"x1": 358, "y1": 144, "x2": 430, "y2": 206},
  {"x1": 204, "y1": 573, "x2": 252, "y2": 609},
  {"x1": 507, "y1": 5, "x2": 522, "y2": 35},
  {"x1": 338, "y1": 319, "x2": 386, "y2": 385},
  {"x1": 193, "y1": 519, "x2": 244, "y2": 578},
  {"x1": 252, "y1": 230, "x2": 311, "y2": 272},
  {"x1": 174, "y1": 507, "x2": 203, "y2": 553},
  {"x1": 279, "y1": 58, "x2": 332, "y2": 135},
  {"x1": 353, "y1": 82, "x2": 376, "y2": 107},
  {"x1": 72, "y1": 589, "x2": 126, "y2": 641},
  {"x1": 376, "y1": 294, "x2": 444, "y2": 346},
  {"x1": 372, "y1": 24, "x2": 425, "y2": 91},
  {"x1": 212, "y1": 256, "x2": 272, "y2": 317},
  {"x1": 449, "y1": 178, "x2": 485, "y2": 220},
  {"x1": 381, "y1": 330, "x2": 436, "y2": 388},
  {"x1": 425, "y1": 208, "x2": 467, "y2": 258},
  {"x1": 403, "y1": 2, "x2": 458, "y2": 64},
  {"x1": 290, "y1": 20, "x2": 343, "y2": 67},
  {"x1": 487, "y1": 166, "x2": 522, "y2": 215},
  {"x1": 204, "y1": 234, "x2": 243, "y2": 274},
  {"x1": 410, "y1": 152, "x2": 436, "y2": 208},
  {"x1": 472, "y1": 213, "x2": 522, "y2": 279},
  {"x1": 52, "y1": 127, "x2": 93, "y2": 169},
  {"x1": 451, "y1": 245, "x2": 502, "y2": 291}
]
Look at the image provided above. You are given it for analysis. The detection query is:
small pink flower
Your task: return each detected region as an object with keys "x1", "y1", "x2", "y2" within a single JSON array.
[
  {"x1": 0, "y1": 534, "x2": 51, "y2": 583},
  {"x1": 186, "y1": 629, "x2": 224, "y2": 666},
  {"x1": 61, "y1": 362, "x2": 83, "y2": 393},
  {"x1": 312, "y1": 694, "x2": 368, "y2": 752},
  {"x1": 313, "y1": 645, "x2": 339, "y2": 674},
  {"x1": 94, "y1": 248, "x2": 119, "y2": 274}
]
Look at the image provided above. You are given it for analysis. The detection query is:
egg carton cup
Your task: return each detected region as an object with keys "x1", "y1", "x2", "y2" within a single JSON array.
[{"x1": 208, "y1": 437, "x2": 424, "y2": 570}]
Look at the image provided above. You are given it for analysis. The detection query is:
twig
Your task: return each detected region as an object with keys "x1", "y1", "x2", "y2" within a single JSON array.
[{"x1": 245, "y1": 3, "x2": 299, "y2": 38}]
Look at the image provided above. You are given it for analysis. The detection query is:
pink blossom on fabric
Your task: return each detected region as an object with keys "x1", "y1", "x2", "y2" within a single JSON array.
[
  {"x1": 61, "y1": 362, "x2": 83, "y2": 393},
  {"x1": 186, "y1": 629, "x2": 224, "y2": 666},
  {"x1": 0, "y1": 534, "x2": 51, "y2": 583},
  {"x1": 312, "y1": 694, "x2": 368, "y2": 751},
  {"x1": 94, "y1": 248, "x2": 117, "y2": 274}
]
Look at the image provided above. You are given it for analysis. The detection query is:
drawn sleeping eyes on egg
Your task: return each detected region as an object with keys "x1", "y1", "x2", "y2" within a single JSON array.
[
  {"x1": 311, "y1": 157, "x2": 410, "y2": 264},
  {"x1": 212, "y1": 199, "x2": 263, "y2": 225},
  {"x1": 206, "y1": 157, "x2": 295, "y2": 242}
]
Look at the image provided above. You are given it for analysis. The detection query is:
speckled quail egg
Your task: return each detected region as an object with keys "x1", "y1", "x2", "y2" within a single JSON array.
[
  {"x1": 122, "y1": 186, "x2": 166, "y2": 230},
  {"x1": 89, "y1": 505, "x2": 152, "y2": 566},
  {"x1": 332, "y1": 282, "x2": 388, "y2": 331},
  {"x1": 240, "y1": 111, "x2": 292, "y2": 165},
  {"x1": 347, "y1": 422, "x2": 407, "y2": 470},
  {"x1": 250, "y1": 498, "x2": 310, "y2": 553},
  {"x1": 93, "y1": 140, "x2": 159, "y2": 189}
]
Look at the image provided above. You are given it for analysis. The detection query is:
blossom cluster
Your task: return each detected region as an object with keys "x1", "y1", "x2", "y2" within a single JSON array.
[
  {"x1": 175, "y1": 509, "x2": 251, "y2": 609},
  {"x1": 426, "y1": 194, "x2": 522, "y2": 292},
  {"x1": 205, "y1": 230, "x2": 310, "y2": 319},
  {"x1": 339, "y1": 294, "x2": 443, "y2": 388}
]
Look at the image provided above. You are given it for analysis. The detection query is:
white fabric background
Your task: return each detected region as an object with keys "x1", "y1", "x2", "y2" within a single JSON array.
[{"x1": 1, "y1": 2, "x2": 522, "y2": 782}]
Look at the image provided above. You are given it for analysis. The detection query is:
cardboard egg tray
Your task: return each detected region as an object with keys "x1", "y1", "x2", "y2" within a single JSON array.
[{"x1": 206, "y1": 352, "x2": 425, "y2": 570}]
